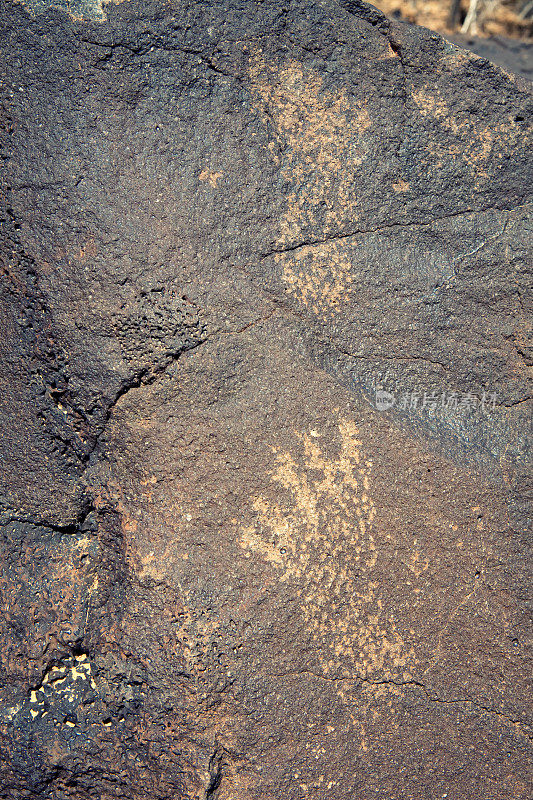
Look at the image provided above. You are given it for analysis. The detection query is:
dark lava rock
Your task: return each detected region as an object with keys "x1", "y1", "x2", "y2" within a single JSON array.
[{"x1": 0, "y1": 1, "x2": 531, "y2": 798}]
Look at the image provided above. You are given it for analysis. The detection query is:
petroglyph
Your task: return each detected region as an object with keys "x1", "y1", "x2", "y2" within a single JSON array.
[
  {"x1": 248, "y1": 55, "x2": 371, "y2": 243},
  {"x1": 240, "y1": 420, "x2": 416, "y2": 680},
  {"x1": 277, "y1": 240, "x2": 354, "y2": 316},
  {"x1": 411, "y1": 85, "x2": 523, "y2": 176}
]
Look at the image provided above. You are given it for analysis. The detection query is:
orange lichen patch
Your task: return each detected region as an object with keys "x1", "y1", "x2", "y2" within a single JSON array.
[
  {"x1": 199, "y1": 169, "x2": 223, "y2": 188},
  {"x1": 240, "y1": 419, "x2": 416, "y2": 680},
  {"x1": 276, "y1": 239, "x2": 354, "y2": 316},
  {"x1": 248, "y1": 54, "x2": 372, "y2": 241}
]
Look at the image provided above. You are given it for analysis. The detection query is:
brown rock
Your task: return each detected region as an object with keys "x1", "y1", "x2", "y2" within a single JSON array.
[{"x1": 0, "y1": 1, "x2": 531, "y2": 797}]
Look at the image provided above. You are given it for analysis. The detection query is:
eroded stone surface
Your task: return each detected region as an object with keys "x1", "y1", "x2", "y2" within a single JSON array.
[{"x1": 0, "y1": 1, "x2": 531, "y2": 798}]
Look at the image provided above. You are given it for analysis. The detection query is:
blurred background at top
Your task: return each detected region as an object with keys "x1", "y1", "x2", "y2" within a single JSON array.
[{"x1": 372, "y1": 0, "x2": 532, "y2": 77}]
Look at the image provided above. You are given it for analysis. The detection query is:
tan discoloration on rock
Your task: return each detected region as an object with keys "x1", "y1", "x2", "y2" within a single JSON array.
[
  {"x1": 248, "y1": 54, "x2": 372, "y2": 318},
  {"x1": 392, "y1": 178, "x2": 410, "y2": 193},
  {"x1": 240, "y1": 419, "x2": 375, "y2": 575},
  {"x1": 276, "y1": 240, "x2": 354, "y2": 315},
  {"x1": 248, "y1": 54, "x2": 371, "y2": 243},
  {"x1": 411, "y1": 86, "x2": 523, "y2": 176},
  {"x1": 240, "y1": 419, "x2": 416, "y2": 680},
  {"x1": 199, "y1": 169, "x2": 223, "y2": 188}
]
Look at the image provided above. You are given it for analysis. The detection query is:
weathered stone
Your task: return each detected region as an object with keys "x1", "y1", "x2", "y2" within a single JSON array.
[{"x1": 0, "y1": 1, "x2": 531, "y2": 798}]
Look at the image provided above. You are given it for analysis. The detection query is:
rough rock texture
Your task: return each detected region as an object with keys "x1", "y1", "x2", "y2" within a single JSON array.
[{"x1": 0, "y1": 1, "x2": 531, "y2": 798}]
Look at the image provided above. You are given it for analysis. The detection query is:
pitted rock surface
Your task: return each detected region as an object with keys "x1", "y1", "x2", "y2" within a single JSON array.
[{"x1": 0, "y1": 1, "x2": 531, "y2": 798}]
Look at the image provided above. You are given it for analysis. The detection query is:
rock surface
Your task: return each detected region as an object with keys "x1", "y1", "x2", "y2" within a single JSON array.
[{"x1": 0, "y1": 1, "x2": 531, "y2": 798}]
